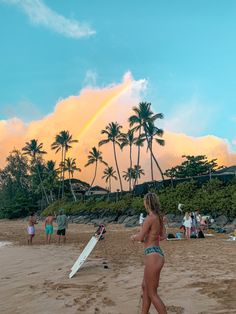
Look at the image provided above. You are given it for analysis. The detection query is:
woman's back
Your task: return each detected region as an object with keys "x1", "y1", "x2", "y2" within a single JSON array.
[{"x1": 144, "y1": 214, "x2": 162, "y2": 247}]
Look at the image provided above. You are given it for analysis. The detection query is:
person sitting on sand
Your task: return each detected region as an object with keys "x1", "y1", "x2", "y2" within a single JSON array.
[
  {"x1": 44, "y1": 213, "x2": 54, "y2": 244},
  {"x1": 27, "y1": 212, "x2": 38, "y2": 245},
  {"x1": 56, "y1": 209, "x2": 68, "y2": 244},
  {"x1": 131, "y1": 193, "x2": 167, "y2": 314}
]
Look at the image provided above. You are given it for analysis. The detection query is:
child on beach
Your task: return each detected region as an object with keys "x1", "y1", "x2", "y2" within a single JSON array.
[
  {"x1": 183, "y1": 212, "x2": 192, "y2": 239},
  {"x1": 27, "y1": 213, "x2": 37, "y2": 245},
  {"x1": 131, "y1": 193, "x2": 167, "y2": 314},
  {"x1": 44, "y1": 213, "x2": 54, "y2": 244}
]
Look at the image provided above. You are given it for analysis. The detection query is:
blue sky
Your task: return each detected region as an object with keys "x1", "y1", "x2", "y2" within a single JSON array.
[{"x1": 0, "y1": 0, "x2": 236, "y2": 148}]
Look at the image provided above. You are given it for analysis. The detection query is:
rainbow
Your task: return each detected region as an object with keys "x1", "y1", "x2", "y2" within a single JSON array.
[{"x1": 77, "y1": 80, "x2": 133, "y2": 139}]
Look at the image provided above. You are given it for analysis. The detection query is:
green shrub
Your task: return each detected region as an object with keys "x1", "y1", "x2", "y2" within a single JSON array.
[{"x1": 40, "y1": 178, "x2": 236, "y2": 219}]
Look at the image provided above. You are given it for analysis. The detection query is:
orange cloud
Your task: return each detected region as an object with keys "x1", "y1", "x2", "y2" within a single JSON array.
[{"x1": 0, "y1": 73, "x2": 236, "y2": 190}]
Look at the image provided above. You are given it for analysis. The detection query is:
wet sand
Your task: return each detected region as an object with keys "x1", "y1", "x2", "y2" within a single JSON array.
[{"x1": 0, "y1": 220, "x2": 235, "y2": 314}]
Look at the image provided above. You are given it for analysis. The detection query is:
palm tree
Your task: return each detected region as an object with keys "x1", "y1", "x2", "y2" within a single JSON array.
[
  {"x1": 133, "y1": 133, "x2": 145, "y2": 188},
  {"x1": 129, "y1": 102, "x2": 154, "y2": 186},
  {"x1": 102, "y1": 166, "x2": 117, "y2": 193},
  {"x1": 145, "y1": 121, "x2": 165, "y2": 181},
  {"x1": 63, "y1": 157, "x2": 81, "y2": 201},
  {"x1": 129, "y1": 102, "x2": 164, "y2": 181},
  {"x1": 85, "y1": 147, "x2": 107, "y2": 193},
  {"x1": 122, "y1": 167, "x2": 134, "y2": 191},
  {"x1": 120, "y1": 129, "x2": 137, "y2": 190},
  {"x1": 120, "y1": 129, "x2": 137, "y2": 168},
  {"x1": 22, "y1": 139, "x2": 49, "y2": 204},
  {"x1": 51, "y1": 130, "x2": 78, "y2": 198},
  {"x1": 133, "y1": 165, "x2": 145, "y2": 186},
  {"x1": 99, "y1": 122, "x2": 123, "y2": 192},
  {"x1": 44, "y1": 160, "x2": 59, "y2": 202}
]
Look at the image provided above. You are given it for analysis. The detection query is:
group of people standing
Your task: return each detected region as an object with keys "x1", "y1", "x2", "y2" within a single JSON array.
[
  {"x1": 182, "y1": 211, "x2": 202, "y2": 238},
  {"x1": 27, "y1": 209, "x2": 68, "y2": 245}
]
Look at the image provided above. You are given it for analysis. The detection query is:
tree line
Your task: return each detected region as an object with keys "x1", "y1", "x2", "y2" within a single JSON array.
[{"x1": 0, "y1": 102, "x2": 166, "y2": 217}]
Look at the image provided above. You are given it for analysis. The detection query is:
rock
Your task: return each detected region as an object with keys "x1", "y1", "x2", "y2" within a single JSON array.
[
  {"x1": 165, "y1": 214, "x2": 175, "y2": 222},
  {"x1": 72, "y1": 216, "x2": 85, "y2": 223},
  {"x1": 124, "y1": 215, "x2": 139, "y2": 227},
  {"x1": 127, "y1": 208, "x2": 137, "y2": 216},
  {"x1": 224, "y1": 224, "x2": 235, "y2": 234},
  {"x1": 167, "y1": 222, "x2": 180, "y2": 228},
  {"x1": 172, "y1": 215, "x2": 183, "y2": 223},
  {"x1": 122, "y1": 216, "x2": 137, "y2": 224},
  {"x1": 90, "y1": 219, "x2": 104, "y2": 226},
  {"x1": 73, "y1": 215, "x2": 91, "y2": 224},
  {"x1": 117, "y1": 215, "x2": 128, "y2": 224},
  {"x1": 125, "y1": 216, "x2": 139, "y2": 228},
  {"x1": 231, "y1": 218, "x2": 236, "y2": 225},
  {"x1": 215, "y1": 215, "x2": 228, "y2": 227},
  {"x1": 103, "y1": 214, "x2": 119, "y2": 223},
  {"x1": 209, "y1": 223, "x2": 220, "y2": 230}
]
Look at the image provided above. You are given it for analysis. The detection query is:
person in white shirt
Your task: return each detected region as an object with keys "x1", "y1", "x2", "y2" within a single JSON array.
[{"x1": 183, "y1": 212, "x2": 192, "y2": 239}]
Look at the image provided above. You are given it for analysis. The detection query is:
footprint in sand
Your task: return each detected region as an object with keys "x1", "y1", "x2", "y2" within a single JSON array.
[
  {"x1": 102, "y1": 297, "x2": 116, "y2": 306},
  {"x1": 167, "y1": 305, "x2": 185, "y2": 314},
  {"x1": 28, "y1": 272, "x2": 39, "y2": 275},
  {"x1": 65, "y1": 301, "x2": 75, "y2": 308}
]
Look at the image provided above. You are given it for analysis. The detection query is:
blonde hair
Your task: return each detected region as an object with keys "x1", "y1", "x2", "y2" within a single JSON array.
[
  {"x1": 184, "y1": 212, "x2": 189, "y2": 218},
  {"x1": 144, "y1": 193, "x2": 163, "y2": 230}
]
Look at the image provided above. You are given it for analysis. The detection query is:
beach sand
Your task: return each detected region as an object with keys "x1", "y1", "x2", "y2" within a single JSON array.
[{"x1": 0, "y1": 220, "x2": 235, "y2": 314}]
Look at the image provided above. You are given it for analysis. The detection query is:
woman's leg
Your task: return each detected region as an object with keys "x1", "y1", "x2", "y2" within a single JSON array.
[
  {"x1": 141, "y1": 271, "x2": 151, "y2": 314},
  {"x1": 145, "y1": 255, "x2": 167, "y2": 314},
  {"x1": 187, "y1": 227, "x2": 190, "y2": 238}
]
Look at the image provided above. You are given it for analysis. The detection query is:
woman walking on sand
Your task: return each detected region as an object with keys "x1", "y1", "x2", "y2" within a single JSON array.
[{"x1": 131, "y1": 193, "x2": 167, "y2": 314}]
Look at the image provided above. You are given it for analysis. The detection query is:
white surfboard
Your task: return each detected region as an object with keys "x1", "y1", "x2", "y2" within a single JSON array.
[{"x1": 69, "y1": 229, "x2": 104, "y2": 278}]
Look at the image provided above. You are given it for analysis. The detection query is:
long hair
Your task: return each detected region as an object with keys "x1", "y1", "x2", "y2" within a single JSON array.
[{"x1": 144, "y1": 193, "x2": 163, "y2": 231}]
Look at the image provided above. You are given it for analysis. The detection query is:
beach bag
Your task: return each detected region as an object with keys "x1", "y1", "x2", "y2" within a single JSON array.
[
  {"x1": 198, "y1": 230, "x2": 205, "y2": 238},
  {"x1": 175, "y1": 232, "x2": 182, "y2": 239},
  {"x1": 167, "y1": 233, "x2": 175, "y2": 239},
  {"x1": 217, "y1": 228, "x2": 226, "y2": 234}
]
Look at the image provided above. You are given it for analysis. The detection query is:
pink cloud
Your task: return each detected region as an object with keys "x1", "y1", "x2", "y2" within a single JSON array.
[{"x1": 0, "y1": 73, "x2": 236, "y2": 190}]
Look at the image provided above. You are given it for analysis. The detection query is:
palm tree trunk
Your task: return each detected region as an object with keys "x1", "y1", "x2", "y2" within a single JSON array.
[
  {"x1": 145, "y1": 134, "x2": 164, "y2": 181},
  {"x1": 113, "y1": 142, "x2": 123, "y2": 192},
  {"x1": 69, "y1": 172, "x2": 77, "y2": 202},
  {"x1": 62, "y1": 148, "x2": 66, "y2": 198},
  {"x1": 88, "y1": 161, "x2": 98, "y2": 194},
  {"x1": 50, "y1": 190, "x2": 54, "y2": 202},
  {"x1": 129, "y1": 144, "x2": 132, "y2": 191},
  {"x1": 133, "y1": 129, "x2": 141, "y2": 189},
  {"x1": 150, "y1": 139, "x2": 154, "y2": 181},
  {"x1": 36, "y1": 163, "x2": 50, "y2": 205},
  {"x1": 108, "y1": 177, "x2": 111, "y2": 201},
  {"x1": 58, "y1": 148, "x2": 64, "y2": 199},
  {"x1": 109, "y1": 177, "x2": 111, "y2": 193}
]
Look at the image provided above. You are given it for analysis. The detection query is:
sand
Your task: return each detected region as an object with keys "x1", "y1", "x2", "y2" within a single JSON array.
[{"x1": 0, "y1": 220, "x2": 235, "y2": 314}]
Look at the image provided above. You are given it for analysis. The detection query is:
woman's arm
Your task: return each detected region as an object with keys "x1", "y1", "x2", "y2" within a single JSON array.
[
  {"x1": 131, "y1": 216, "x2": 152, "y2": 242},
  {"x1": 159, "y1": 224, "x2": 167, "y2": 241}
]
